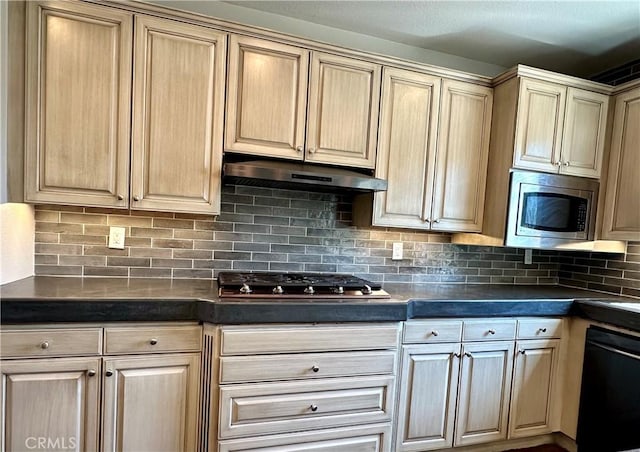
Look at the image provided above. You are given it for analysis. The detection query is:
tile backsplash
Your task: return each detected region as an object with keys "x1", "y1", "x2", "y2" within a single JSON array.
[{"x1": 32, "y1": 184, "x2": 639, "y2": 296}]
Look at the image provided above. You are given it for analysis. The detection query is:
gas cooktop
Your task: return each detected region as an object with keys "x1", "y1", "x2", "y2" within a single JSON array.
[{"x1": 217, "y1": 272, "x2": 389, "y2": 300}]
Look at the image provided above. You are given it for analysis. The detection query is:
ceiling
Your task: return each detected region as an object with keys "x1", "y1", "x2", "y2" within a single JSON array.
[{"x1": 219, "y1": 0, "x2": 640, "y2": 78}]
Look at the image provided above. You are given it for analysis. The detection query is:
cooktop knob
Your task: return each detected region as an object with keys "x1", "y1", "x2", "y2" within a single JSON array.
[
  {"x1": 304, "y1": 286, "x2": 315, "y2": 295},
  {"x1": 362, "y1": 285, "x2": 372, "y2": 295},
  {"x1": 273, "y1": 285, "x2": 284, "y2": 294},
  {"x1": 239, "y1": 283, "x2": 252, "y2": 294},
  {"x1": 334, "y1": 286, "x2": 344, "y2": 294}
]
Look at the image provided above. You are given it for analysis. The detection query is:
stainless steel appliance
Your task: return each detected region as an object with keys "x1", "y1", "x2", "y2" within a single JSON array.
[
  {"x1": 577, "y1": 326, "x2": 640, "y2": 452},
  {"x1": 506, "y1": 170, "x2": 598, "y2": 249},
  {"x1": 222, "y1": 159, "x2": 388, "y2": 193},
  {"x1": 217, "y1": 272, "x2": 390, "y2": 300}
]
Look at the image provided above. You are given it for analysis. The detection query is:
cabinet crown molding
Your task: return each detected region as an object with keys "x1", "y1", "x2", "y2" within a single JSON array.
[{"x1": 493, "y1": 64, "x2": 614, "y2": 94}]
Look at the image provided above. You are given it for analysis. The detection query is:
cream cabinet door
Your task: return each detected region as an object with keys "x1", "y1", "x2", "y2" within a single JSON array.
[
  {"x1": 602, "y1": 87, "x2": 640, "y2": 241},
  {"x1": 455, "y1": 341, "x2": 514, "y2": 447},
  {"x1": 431, "y1": 80, "x2": 493, "y2": 232},
  {"x1": 101, "y1": 353, "x2": 201, "y2": 452},
  {"x1": 24, "y1": 1, "x2": 132, "y2": 208},
  {"x1": 307, "y1": 52, "x2": 381, "y2": 168},
  {"x1": 396, "y1": 343, "x2": 461, "y2": 452},
  {"x1": 225, "y1": 35, "x2": 309, "y2": 160},
  {"x1": 560, "y1": 88, "x2": 609, "y2": 178},
  {"x1": 373, "y1": 68, "x2": 440, "y2": 229},
  {"x1": 509, "y1": 339, "x2": 560, "y2": 438},
  {"x1": 514, "y1": 78, "x2": 566, "y2": 173},
  {"x1": 1, "y1": 357, "x2": 101, "y2": 452},
  {"x1": 131, "y1": 15, "x2": 226, "y2": 214}
]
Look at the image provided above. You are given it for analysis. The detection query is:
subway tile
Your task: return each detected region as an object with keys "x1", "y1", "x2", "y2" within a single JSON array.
[
  {"x1": 84, "y1": 225, "x2": 111, "y2": 236},
  {"x1": 152, "y1": 258, "x2": 192, "y2": 268},
  {"x1": 108, "y1": 216, "x2": 153, "y2": 227},
  {"x1": 35, "y1": 243, "x2": 83, "y2": 255},
  {"x1": 153, "y1": 218, "x2": 195, "y2": 230},
  {"x1": 130, "y1": 268, "x2": 172, "y2": 278},
  {"x1": 59, "y1": 255, "x2": 106, "y2": 266},
  {"x1": 304, "y1": 263, "x2": 337, "y2": 272},
  {"x1": 107, "y1": 257, "x2": 150, "y2": 267},
  {"x1": 215, "y1": 232, "x2": 253, "y2": 242},
  {"x1": 173, "y1": 269, "x2": 213, "y2": 279},
  {"x1": 253, "y1": 234, "x2": 288, "y2": 244},
  {"x1": 173, "y1": 250, "x2": 213, "y2": 260},
  {"x1": 34, "y1": 210, "x2": 60, "y2": 222},
  {"x1": 35, "y1": 232, "x2": 59, "y2": 243},
  {"x1": 194, "y1": 240, "x2": 233, "y2": 251},
  {"x1": 60, "y1": 213, "x2": 107, "y2": 224},
  {"x1": 174, "y1": 229, "x2": 214, "y2": 240},
  {"x1": 36, "y1": 222, "x2": 83, "y2": 234},
  {"x1": 35, "y1": 265, "x2": 82, "y2": 276},
  {"x1": 234, "y1": 223, "x2": 270, "y2": 234},
  {"x1": 271, "y1": 244, "x2": 306, "y2": 254},
  {"x1": 252, "y1": 252, "x2": 287, "y2": 262},
  {"x1": 232, "y1": 261, "x2": 269, "y2": 271},
  {"x1": 122, "y1": 239, "x2": 151, "y2": 250},
  {"x1": 130, "y1": 247, "x2": 173, "y2": 258},
  {"x1": 272, "y1": 226, "x2": 306, "y2": 236},
  {"x1": 322, "y1": 255, "x2": 354, "y2": 264},
  {"x1": 152, "y1": 239, "x2": 193, "y2": 249},
  {"x1": 84, "y1": 266, "x2": 128, "y2": 277},
  {"x1": 255, "y1": 215, "x2": 289, "y2": 226},
  {"x1": 84, "y1": 246, "x2": 129, "y2": 256},
  {"x1": 60, "y1": 234, "x2": 107, "y2": 245},
  {"x1": 269, "y1": 262, "x2": 305, "y2": 272},
  {"x1": 288, "y1": 253, "x2": 322, "y2": 263},
  {"x1": 214, "y1": 251, "x2": 252, "y2": 261},
  {"x1": 130, "y1": 227, "x2": 173, "y2": 238},
  {"x1": 233, "y1": 242, "x2": 270, "y2": 252},
  {"x1": 35, "y1": 254, "x2": 58, "y2": 265}
]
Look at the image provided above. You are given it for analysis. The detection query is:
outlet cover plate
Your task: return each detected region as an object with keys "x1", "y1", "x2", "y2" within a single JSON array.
[{"x1": 108, "y1": 226, "x2": 126, "y2": 249}]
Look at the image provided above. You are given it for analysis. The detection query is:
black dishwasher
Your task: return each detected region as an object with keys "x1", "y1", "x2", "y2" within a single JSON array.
[{"x1": 577, "y1": 326, "x2": 640, "y2": 452}]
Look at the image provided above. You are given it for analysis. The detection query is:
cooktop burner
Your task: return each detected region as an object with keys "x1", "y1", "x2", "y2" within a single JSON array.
[{"x1": 217, "y1": 272, "x2": 388, "y2": 299}]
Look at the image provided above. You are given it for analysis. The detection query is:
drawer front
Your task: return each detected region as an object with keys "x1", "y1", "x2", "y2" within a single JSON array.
[
  {"x1": 0, "y1": 328, "x2": 102, "y2": 358},
  {"x1": 517, "y1": 318, "x2": 563, "y2": 339},
  {"x1": 104, "y1": 325, "x2": 201, "y2": 354},
  {"x1": 403, "y1": 320, "x2": 462, "y2": 344},
  {"x1": 220, "y1": 351, "x2": 396, "y2": 383},
  {"x1": 463, "y1": 320, "x2": 516, "y2": 342},
  {"x1": 219, "y1": 376, "x2": 395, "y2": 439},
  {"x1": 220, "y1": 324, "x2": 400, "y2": 355},
  {"x1": 218, "y1": 424, "x2": 391, "y2": 452}
]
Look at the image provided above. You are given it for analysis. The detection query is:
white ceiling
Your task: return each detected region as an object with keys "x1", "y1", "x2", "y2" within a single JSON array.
[{"x1": 219, "y1": 0, "x2": 640, "y2": 78}]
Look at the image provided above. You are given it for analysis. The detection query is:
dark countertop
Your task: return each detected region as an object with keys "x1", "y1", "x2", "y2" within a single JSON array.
[{"x1": 1, "y1": 277, "x2": 638, "y2": 330}]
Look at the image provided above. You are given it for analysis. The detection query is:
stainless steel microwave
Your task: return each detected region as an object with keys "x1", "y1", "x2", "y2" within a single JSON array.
[{"x1": 506, "y1": 170, "x2": 599, "y2": 249}]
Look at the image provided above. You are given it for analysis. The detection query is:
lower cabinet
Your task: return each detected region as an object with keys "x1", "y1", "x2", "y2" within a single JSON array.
[
  {"x1": 396, "y1": 318, "x2": 562, "y2": 452},
  {"x1": 0, "y1": 324, "x2": 201, "y2": 452},
  {"x1": 1, "y1": 357, "x2": 101, "y2": 451},
  {"x1": 207, "y1": 323, "x2": 401, "y2": 452},
  {"x1": 509, "y1": 339, "x2": 561, "y2": 438},
  {"x1": 102, "y1": 353, "x2": 201, "y2": 452}
]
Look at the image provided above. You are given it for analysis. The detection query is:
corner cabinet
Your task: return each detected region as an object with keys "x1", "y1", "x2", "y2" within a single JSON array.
[
  {"x1": 24, "y1": 1, "x2": 132, "y2": 208},
  {"x1": 371, "y1": 68, "x2": 492, "y2": 232},
  {"x1": 601, "y1": 85, "x2": 640, "y2": 240},
  {"x1": 130, "y1": 15, "x2": 226, "y2": 214},
  {"x1": 24, "y1": 2, "x2": 227, "y2": 214},
  {"x1": 225, "y1": 35, "x2": 381, "y2": 169},
  {"x1": 513, "y1": 78, "x2": 609, "y2": 178}
]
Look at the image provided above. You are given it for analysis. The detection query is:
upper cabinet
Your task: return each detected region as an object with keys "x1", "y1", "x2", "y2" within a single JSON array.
[
  {"x1": 24, "y1": 2, "x2": 227, "y2": 214},
  {"x1": 601, "y1": 85, "x2": 640, "y2": 241},
  {"x1": 225, "y1": 35, "x2": 308, "y2": 160},
  {"x1": 225, "y1": 36, "x2": 381, "y2": 169},
  {"x1": 370, "y1": 68, "x2": 492, "y2": 232},
  {"x1": 513, "y1": 78, "x2": 609, "y2": 178},
  {"x1": 24, "y1": 1, "x2": 133, "y2": 208},
  {"x1": 306, "y1": 52, "x2": 381, "y2": 168},
  {"x1": 130, "y1": 15, "x2": 226, "y2": 214}
]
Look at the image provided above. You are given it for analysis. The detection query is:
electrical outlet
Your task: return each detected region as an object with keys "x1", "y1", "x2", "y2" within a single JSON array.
[
  {"x1": 392, "y1": 242, "x2": 403, "y2": 260},
  {"x1": 524, "y1": 248, "x2": 533, "y2": 265},
  {"x1": 108, "y1": 226, "x2": 126, "y2": 249}
]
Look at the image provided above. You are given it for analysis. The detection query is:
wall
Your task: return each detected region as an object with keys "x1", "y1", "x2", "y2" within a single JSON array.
[
  {"x1": 149, "y1": 1, "x2": 505, "y2": 77},
  {"x1": 33, "y1": 186, "x2": 559, "y2": 284},
  {"x1": 1, "y1": 203, "x2": 35, "y2": 284}
]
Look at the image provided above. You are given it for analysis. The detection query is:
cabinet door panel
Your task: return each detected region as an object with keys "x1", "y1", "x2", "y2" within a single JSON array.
[
  {"x1": 102, "y1": 353, "x2": 200, "y2": 452},
  {"x1": 509, "y1": 340, "x2": 560, "y2": 438},
  {"x1": 307, "y1": 52, "x2": 381, "y2": 168},
  {"x1": 373, "y1": 68, "x2": 440, "y2": 228},
  {"x1": 396, "y1": 344, "x2": 460, "y2": 451},
  {"x1": 561, "y1": 88, "x2": 609, "y2": 178},
  {"x1": 602, "y1": 87, "x2": 640, "y2": 240},
  {"x1": 455, "y1": 341, "x2": 514, "y2": 446},
  {"x1": 431, "y1": 80, "x2": 493, "y2": 232},
  {"x1": 131, "y1": 15, "x2": 226, "y2": 214},
  {"x1": 1, "y1": 357, "x2": 101, "y2": 452},
  {"x1": 24, "y1": 1, "x2": 132, "y2": 207},
  {"x1": 514, "y1": 79, "x2": 566, "y2": 173},
  {"x1": 226, "y1": 35, "x2": 308, "y2": 159}
]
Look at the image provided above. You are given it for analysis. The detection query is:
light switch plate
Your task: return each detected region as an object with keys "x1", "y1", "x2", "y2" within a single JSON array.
[
  {"x1": 392, "y1": 242, "x2": 403, "y2": 260},
  {"x1": 524, "y1": 248, "x2": 533, "y2": 265},
  {"x1": 108, "y1": 226, "x2": 126, "y2": 249}
]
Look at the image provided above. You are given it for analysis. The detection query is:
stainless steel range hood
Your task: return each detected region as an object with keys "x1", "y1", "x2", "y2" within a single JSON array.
[{"x1": 223, "y1": 159, "x2": 388, "y2": 193}]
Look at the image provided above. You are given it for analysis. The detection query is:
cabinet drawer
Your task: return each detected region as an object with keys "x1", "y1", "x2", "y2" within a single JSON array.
[
  {"x1": 218, "y1": 424, "x2": 391, "y2": 452},
  {"x1": 0, "y1": 328, "x2": 102, "y2": 358},
  {"x1": 220, "y1": 324, "x2": 400, "y2": 355},
  {"x1": 463, "y1": 320, "x2": 516, "y2": 341},
  {"x1": 104, "y1": 325, "x2": 201, "y2": 354},
  {"x1": 517, "y1": 318, "x2": 563, "y2": 339},
  {"x1": 220, "y1": 351, "x2": 396, "y2": 383},
  {"x1": 219, "y1": 376, "x2": 395, "y2": 439},
  {"x1": 403, "y1": 320, "x2": 462, "y2": 344}
]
